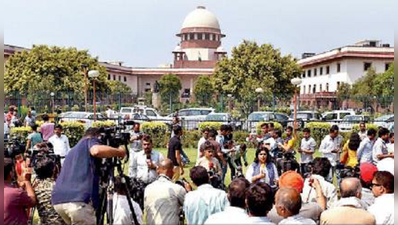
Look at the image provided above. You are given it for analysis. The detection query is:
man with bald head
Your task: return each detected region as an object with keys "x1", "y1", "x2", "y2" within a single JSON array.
[
  {"x1": 144, "y1": 159, "x2": 188, "y2": 225},
  {"x1": 275, "y1": 187, "x2": 316, "y2": 224},
  {"x1": 320, "y1": 177, "x2": 375, "y2": 224}
]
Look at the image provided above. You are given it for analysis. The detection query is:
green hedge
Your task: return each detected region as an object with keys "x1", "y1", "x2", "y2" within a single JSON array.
[
  {"x1": 182, "y1": 130, "x2": 202, "y2": 148},
  {"x1": 352, "y1": 124, "x2": 379, "y2": 133},
  {"x1": 141, "y1": 122, "x2": 168, "y2": 148},
  {"x1": 305, "y1": 122, "x2": 331, "y2": 147},
  {"x1": 255, "y1": 122, "x2": 283, "y2": 135},
  {"x1": 197, "y1": 122, "x2": 223, "y2": 132},
  {"x1": 59, "y1": 122, "x2": 85, "y2": 147}
]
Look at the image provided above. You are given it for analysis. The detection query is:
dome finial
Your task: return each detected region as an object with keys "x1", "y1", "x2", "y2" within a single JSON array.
[{"x1": 197, "y1": 6, "x2": 206, "y2": 9}]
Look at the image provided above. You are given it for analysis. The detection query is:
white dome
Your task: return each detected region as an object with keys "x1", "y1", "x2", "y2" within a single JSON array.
[
  {"x1": 174, "y1": 45, "x2": 182, "y2": 52},
  {"x1": 181, "y1": 6, "x2": 220, "y2": 30}
]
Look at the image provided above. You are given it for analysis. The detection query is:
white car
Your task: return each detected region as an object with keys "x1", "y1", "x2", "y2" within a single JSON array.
[
  {"x1": 120, "y1": 106, "x2": 171, "y2": 123},
  {"x1": 247, "y1": 111, "x2": 276, "y2": 133},
  {"x1": 59, "y1": 111, "x2": 107, "y2": 129},
  {"x1": 339, "y1": 115, "x2": 370, "y2": 132},
  {"x1": 321, "y1": 110, "x2": 356, "y2": 125},
  {"x1": 168, "y1": 108, "x2": 215, "y2": 130},
  {"x1": 373, "y1": 114, "x2": 394, "y2": 129}
]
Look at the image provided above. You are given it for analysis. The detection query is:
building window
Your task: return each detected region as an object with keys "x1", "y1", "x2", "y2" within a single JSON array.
[
  {"x1": 113, "y1": 75, "x2": 116, "y2": 80},
  {"x1": 326, "y1": 83, "x2": 329, "y2": 92},
  {"x1": 189, "y1": 33, "x2": 194, "y2": 40},
  {"x1": 320, "y1": 67, "x2": 323, "y2": 75},
  {"x1": 108, "y1": 74, "x2": 111, "y2": 80},
  {"x1": 314, "y1": 68, "x2": 317, "y2": 76},
  {"x1": 313, "y1": 84, "x2": 316, "y2": 93},
  {"x1": 198, "y1": 33, "x2": 203, "y2": 40},
  {"x1": 205, "y1": 33, "x2": 210, "y2": 40},
  {"x1": 337, "y1": 63, "x2": 341, "y2": 73},
  {"x1": 302, "y1": 72, "x2": 306, "y2": 78},
  {"x1": 124, "y1": 76, "x2": 127, "y2": 82},
  {"x1": 385, "y1": 63, "x2": 391, "y2": 71},
  {"x1": 320, "y1": 84, "x2": 322, "y2": 92},
  {"x1": 326, "y1": 66, "x2": 330, "y2": 74},
  {"x1": 307, "y1": 70, "x2": 311, "y2": 77},
  {"x1": 118, "y1": 76, "x2": 121, "y2": 81},
  {"x1": 364, "y1": 62, "x2": 372, "y2": 71},
  {"x1": 308, "y1": 85, "x2": 311, "y2": 94},
  {"x1": 302, "y1": 85, "x2": 306, "y2": 94}
]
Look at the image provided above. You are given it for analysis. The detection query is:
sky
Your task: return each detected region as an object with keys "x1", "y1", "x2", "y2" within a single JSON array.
[{"x1": 3, "y1": 0, "x2": 396, "y2": 67}]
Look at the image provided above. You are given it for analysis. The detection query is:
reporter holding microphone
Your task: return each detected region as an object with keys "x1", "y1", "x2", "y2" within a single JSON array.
[
  {"x1": 245, "y1": 147, "x2": 279, "y2": 189},
  {"x1": 51, "y1": 128, "x2": 127, "y2": 225}
]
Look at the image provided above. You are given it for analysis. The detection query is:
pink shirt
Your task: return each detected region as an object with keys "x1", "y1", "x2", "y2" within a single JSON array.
[
  {"x1": 40, "y1": 123, "x2": 55, "y2": 141},
  {"x1": 4, "y1": 183, "x2": 35, "y2": 225}
]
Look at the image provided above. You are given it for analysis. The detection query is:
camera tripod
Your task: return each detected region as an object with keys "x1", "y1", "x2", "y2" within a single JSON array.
[{"x1": 96, "y1": 156, "x2": 140, "y2": 225}]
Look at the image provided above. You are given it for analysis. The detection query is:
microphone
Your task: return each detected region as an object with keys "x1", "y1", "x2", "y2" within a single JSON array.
[
  {"x1": 146, "y1": 153, "x2": 151, "y2": 172},
  {"x1": 209, "y1": 161, "x2": 214, "y2": 171}
]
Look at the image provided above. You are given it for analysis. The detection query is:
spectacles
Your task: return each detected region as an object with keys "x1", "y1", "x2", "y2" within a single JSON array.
[{"x1": 370, "y1": 183, "x2": 382, "y2": 188}]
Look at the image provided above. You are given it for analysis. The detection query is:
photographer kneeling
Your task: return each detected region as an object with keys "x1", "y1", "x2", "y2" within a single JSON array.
[{"x1": 51, "y1": 128, "x2": 126, "y2": 225}]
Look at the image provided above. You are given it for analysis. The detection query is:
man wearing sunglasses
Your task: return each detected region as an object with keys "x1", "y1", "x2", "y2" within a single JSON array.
[{"x1": 368, "y1": 171, "x2": 394, "y2": 225}]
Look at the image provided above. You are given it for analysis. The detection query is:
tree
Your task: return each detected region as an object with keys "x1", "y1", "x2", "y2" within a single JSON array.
[
  {"x1": 108, "y1": 81, "x2": 132, "y2": 95},
  {"x1": 158, "y1": 73, "x2": 182, "y2": 104},
  {"x1": 213, "y1": 40, "x2": 302, "y2": 116},
  {"x1": 5, "y1": 45, "x2": 110, "y2": 98},
  {"x1": 193, "y1": 75, "x2": 214, "y2": 106},
  {"x1": 336, "y1": 82, "x2": 352, "y2": 108},
  {"x1": 373, "y1": 63, "x2": 394, "y2": 108}
]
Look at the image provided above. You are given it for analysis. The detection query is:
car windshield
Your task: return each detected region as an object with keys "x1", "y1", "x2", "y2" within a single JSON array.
[
  {"x1": 248, "y1": 113, "x2": 271, "y2": 121},
  {"x1": 66, "y1": 113, "x2": 86, "y2": 119},
  {"x1": 206, "y1": 114, "x2": 227, "y2": 121},
  {"x1": 375, "y1": 115, "x2": 393, "y2": 122}
]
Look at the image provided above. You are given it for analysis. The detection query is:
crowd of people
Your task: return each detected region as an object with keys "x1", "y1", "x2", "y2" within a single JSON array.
[{"x1": 3, "y1": 104, "x2": 395, "y2": 225}]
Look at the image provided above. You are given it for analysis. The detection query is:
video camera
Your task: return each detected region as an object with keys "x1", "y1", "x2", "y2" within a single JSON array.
[
  {"x1": 98, "y1": 120, "x2": 135, "y2": 148},
  {"x1": 4, "y1": 137, "x2": 26, "y2": 159},
  {"x1": 336, "y1": 164, "x2": 360, "y2": 179}
]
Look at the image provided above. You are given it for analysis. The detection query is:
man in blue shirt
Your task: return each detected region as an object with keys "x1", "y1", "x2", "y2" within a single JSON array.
[
  {"x1": 52, "y1": 128, "x2": 126, "y2": 225},
  {"x1": 184, "y1": 166, "x2": 229, "y2": 225}
]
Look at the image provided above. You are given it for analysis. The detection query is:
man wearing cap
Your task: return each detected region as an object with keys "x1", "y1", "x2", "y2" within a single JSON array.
[
  {"x1": 267, "y1": 171, "x2": 325, "y2": 224},
  {"x1": 359, "y1": 163, "x2": 377, "y2": 207}
]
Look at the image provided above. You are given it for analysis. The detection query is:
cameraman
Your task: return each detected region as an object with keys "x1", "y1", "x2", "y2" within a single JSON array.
[
  {"x1": 51, "y1": 127, "x2": 126, "y2": 225},
  {"x1": 4, "y1": 158, "x2": 37, "y2": 225}
]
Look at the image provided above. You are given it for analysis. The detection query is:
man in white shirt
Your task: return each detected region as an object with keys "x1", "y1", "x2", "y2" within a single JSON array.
[
  {"x1": 144, "y1": 159, "x2": 187, "y2": 225},
  {"x1": 298, "y1": 128, "x2": 316, "y2": 176},
  {"x1": 183, "y1": 166, "x2": 228, "y2": 225},
  {"x1": 301, "y1": 158, "x2": 337, "y2": 209},
  {"x1": 372, "y1": 127, "x2": 393, "y2": 164},
  {"x1": 275, "y1": 188, "x2": 316, "y2": 225},
  {"x1": 205, "y1": 178, "x2": 250, "y2": 224},
  {"x1": 48, "y1": 124, "x2": 71, "y2": 164},
  {"x1": 318, "y1": 125, "x2": 342, "y2": 182},
  {"x1": 197, "y1": 128, "x2": 209, "y2": 160},
  {"x1": 105, "y1": 105, "x2": 114, "y2": 119},
  {"x1": 129, "y1": 135, "x2": 164, "y2": 184},
  {"x1": 357, "y1": 128, "x2": 377, "y2": 164},
  {"x1": 113, "y1": 176, "x2": 143, "y2": 225},
  {"x1": 386, "y1": 132, "x2": 394, "y2": 153},
  {"x1": 358, "y1": 122, "x2": 368, "y2": 141},
  {"x1": 368, "y1": 171, "x2": 394, "y2": 225}
]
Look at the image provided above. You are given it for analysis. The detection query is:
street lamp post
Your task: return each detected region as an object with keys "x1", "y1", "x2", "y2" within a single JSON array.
[
  {"x1": 50, "y1": 92, "x2": 55, "y2": 115},
  {"x1": 227, "y1": 94, "x2": 233, "y2": 113},
  {"x1": 82, "y1": 65, "x2": 89, "y2": 112},
  {"x1": 291, "y1": 77, "x2": 302, "y2": 131},
  {"x1": 255, "y1": 88, "x2": 264, "y2": 111},
  {"x1": 88, "y1": 70, "x2": 100, "y2": 121}
]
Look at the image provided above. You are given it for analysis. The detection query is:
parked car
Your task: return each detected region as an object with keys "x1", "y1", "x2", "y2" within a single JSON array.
[
  {"x1": 287, "y1": 111, "x2": 322, "y2": 129},
  {"x1": 339, "y1": 115, "x2": 371, "y2": 132},
  {"x1": 204, "y1": 112, "x2": 242, "y2": 130},
  {"x1": 120, "y1": 105, "x2": 171, "y2": 124},
  {"x1": 274, "y1": 113, "x2": 290, "y2": 129},
  {"x1": 59, "y1": 111, "x2": 107, "y2": 129},
  {"x1": 168, "y1": 108, "x2": 215, "y2": 130},
  {"x1": 373, "y1": 114, "x2": 394, "y2": 129},
  {"x1": 321, "y1": 110, "x2": 356, "y2": 125},
  {"x1": 247, "y1": 111, "x2": 276, "y2": 133}
]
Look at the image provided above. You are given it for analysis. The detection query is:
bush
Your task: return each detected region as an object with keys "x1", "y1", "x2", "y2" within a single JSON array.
[
  {"x1": 182, "y1": 130, "x2": 202, "y2": 148},
  {"x1": 10, "y1": 126, "x2": 32, "y2": 143},
  {"x1": 197, "y1": 122, "x2": 223, "y2": 132},
  {"x1": 352, "y1": 123, "x2": 379, "y2": 133},
  {"x1": 305, "y1": 122, "x2": 332, "y2": 147},
  {"x1": 92, "y1": 121, "x2": 117, "y2": 128},
  {"x1": 59, "y1": 122, "x2": 85, "y2": 147},
  {"x1": 141, "y1": 122, "x2": 169, "y2": 148},
  {"x1": 255, "y1": 122, "x2": 283, "y2": 135}
]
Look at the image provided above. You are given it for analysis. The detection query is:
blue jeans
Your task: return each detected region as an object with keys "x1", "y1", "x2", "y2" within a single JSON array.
[{"x1": 180, "y1": 148, "x2": 190, "y2": 164}]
